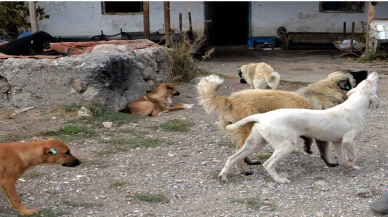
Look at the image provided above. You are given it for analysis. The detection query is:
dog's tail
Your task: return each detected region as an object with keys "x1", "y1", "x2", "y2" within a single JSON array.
[
  {"x1": 265, "y1": 71, "x2": 281, "y2": 89},
  {"x1": 197, "y1": 75, "x2": 232, "y2": 115},
  {"x1": 226, "y1": 114, "x2": 262, "y2": 131}
]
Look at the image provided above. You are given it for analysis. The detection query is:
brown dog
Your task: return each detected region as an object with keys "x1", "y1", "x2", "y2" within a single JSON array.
[
  {"x1": 124, "y1": 83, "x2": 194, "y2": 116},
  {"x1": 0, "y1": 139, "x2": 81, "y2": 215}
]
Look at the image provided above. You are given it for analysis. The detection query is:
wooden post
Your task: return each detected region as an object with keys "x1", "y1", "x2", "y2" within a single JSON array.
[
  {"x1": 143, "y1": 1, "x2": 150, "y2": 40},
  {"x1": 364, "y1": 2, "x2": 377, "y2": 58},
  {"x1": 164, "y1": 2, "x2": 171, "y2": 46},
  {"x1": 28, "y1": 1, "x2": 38, "y2": 32}
]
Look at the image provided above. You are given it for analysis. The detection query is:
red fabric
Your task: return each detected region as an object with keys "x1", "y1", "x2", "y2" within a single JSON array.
[{"x1": 0, "y1": 39, "x2": 159, "y2": 59}]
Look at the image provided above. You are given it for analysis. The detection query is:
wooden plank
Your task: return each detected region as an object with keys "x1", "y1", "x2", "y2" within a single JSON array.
[
  {"x1": 365, "y1": 2, "x2": 377, "y2": 57},
  {"x1": 28, "y1": 2, "x2": 38, "y2": 32},
  {"x1": 164, "y1": 2, "x2": 171, "y2": 46},
  {"x1": 143, "y1": 2, "x2": 150, "y2": 40}
]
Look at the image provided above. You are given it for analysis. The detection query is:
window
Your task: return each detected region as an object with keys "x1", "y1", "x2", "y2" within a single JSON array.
[
  {"x1": 319, "y1": 2, "x2": 365, "y2": 13},
  {"x1": 102, "y1": 1, "x2": 143, "y2": 14}
]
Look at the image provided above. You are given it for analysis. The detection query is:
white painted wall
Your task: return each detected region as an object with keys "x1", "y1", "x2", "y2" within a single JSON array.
[
  {"x1": 37, "y1": 1, "x2": 205, "y2": 36},
  {"x1": 251, "y1": 2, "x2": 388, "y2": 36},
  {"x1": 37, "y1": 1, "x2": 388, "y2": 38}
]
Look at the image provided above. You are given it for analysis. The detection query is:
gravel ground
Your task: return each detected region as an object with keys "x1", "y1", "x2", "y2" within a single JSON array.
[{"x1": 0, "y1": 46, "x2": 388, "y2": 217}]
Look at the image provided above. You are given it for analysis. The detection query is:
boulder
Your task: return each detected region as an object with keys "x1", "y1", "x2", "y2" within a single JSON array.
[{"x1": 0, "y1": 45, "x2": 173, "y2": 111}]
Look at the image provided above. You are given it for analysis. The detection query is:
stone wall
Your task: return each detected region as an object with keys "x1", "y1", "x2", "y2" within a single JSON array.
[{"x1": 0, "y1": 44, "x2": 173, "y2": 111}]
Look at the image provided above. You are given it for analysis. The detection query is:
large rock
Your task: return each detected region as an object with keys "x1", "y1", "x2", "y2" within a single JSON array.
[{"x1": 0, "y1": 45, "x2": 173, "y2": 111}]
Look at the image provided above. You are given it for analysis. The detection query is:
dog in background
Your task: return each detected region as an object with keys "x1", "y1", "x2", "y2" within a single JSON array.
[
  {"x1": 220, "y1": 72, "x2": 379, "y2": 183},
  {"x1": 0, "y1": 31, "x2": 67, "y2": 56},
  {"x1": 197, "y1": 70, "x2": 368, "y2": 175},
  {"x1": 0, "y1": 139, "x2": 81, "y2": 215},
  {"x1": 238, "y1": 62, "x2": 281, "y2": 89},
  {"x1": 124, "y1": 83, "x2": 194, "y2": 116}
]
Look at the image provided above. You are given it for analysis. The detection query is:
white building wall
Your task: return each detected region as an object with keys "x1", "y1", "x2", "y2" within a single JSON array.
[
  {"x1": 37, "y1": 1, "x2": 388, "y2": 38},
  {"x1": 37, "y1": 1, "x2": 205, "y2": 36},
  {"x1": 251, "y1": 2, "x2": 388, "y2": 36}
]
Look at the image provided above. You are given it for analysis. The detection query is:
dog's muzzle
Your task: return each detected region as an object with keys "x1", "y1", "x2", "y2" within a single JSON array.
[
  {"x1": 62, "y1": 158, "x2": 82, "y2": 167},
  {"x1": 173, "y1": 91, "x2": 180, "y2": 96},
  {"x1": 238, "y1": 71, "x2": 247, "y2": 84}
]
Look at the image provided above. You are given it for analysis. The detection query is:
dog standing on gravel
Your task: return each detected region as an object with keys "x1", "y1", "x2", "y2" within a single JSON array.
[
  {"x1": 220, "y1": 72, "x2": 379, "y2": 183},
  {"x1": 197, "y1": 70, "x2": 368, "y2": 175},
  {"x1": 238, "y1": 62, "x2": 281, "y2": 89},
  {"x1": 124, "y1": 83, "x2": 194, "y2": 116},
  {"x1": 0, "y1": 139, "x2": 81, "y2": 215}
]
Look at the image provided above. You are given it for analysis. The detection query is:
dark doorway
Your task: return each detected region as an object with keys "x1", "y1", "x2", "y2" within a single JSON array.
[{"x1": 205, "y1": 2, "x2": 249, "y2": 46}]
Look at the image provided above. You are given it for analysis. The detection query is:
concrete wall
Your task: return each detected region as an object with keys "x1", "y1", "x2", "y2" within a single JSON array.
[
  {"x1": 250, "y1": 2, "x2": 388, "y2": 36},
  {"x1": 37, "y1": 1, "x2": 205, "y2": 37}
]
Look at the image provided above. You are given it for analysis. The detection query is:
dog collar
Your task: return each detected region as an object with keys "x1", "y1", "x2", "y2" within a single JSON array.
[{"x1": 50, "y1": 148, "x2": 57, "y2": 154}]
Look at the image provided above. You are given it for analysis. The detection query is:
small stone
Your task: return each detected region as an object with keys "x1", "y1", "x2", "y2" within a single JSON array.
[{"x1": 103, "y1": 122, "x2": 113, "y2": 128}]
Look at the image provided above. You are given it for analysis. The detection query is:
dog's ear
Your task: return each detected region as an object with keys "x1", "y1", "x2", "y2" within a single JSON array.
[
  {"x1": 369, "y1": 94, "x2": 380, "y2": 109},
  {"x1": 338, "y1": 77, "x2": 352, "y2": 91},
  {"x1": 167, "y1": 84, "x2": 175, "y2": 89},
  {"x1": 43, "y1": 146, "x2": 57, "y2": 154}
]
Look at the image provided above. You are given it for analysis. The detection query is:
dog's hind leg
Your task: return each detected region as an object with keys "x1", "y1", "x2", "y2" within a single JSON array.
[
  {"x1": 263, "y1": 141, "x2": 296, "y2": 183},
  {"x1": 301, "y1": 136, "x2": 313, "y2": 154},
  {"x1": 218, "y1": 130, "x2": 266, "y2": 182},
  {"x1": 315, "y1": 140, "x2": 339, "y2": 167}
]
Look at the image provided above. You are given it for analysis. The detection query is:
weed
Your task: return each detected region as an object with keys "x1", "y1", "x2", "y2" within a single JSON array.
[
  {"x1": 42, "y1": 125, "x2": 95, "y2": 137},
  {"x1": 23, "y1": 208, "x2": 66, "y2": 217},
  {"x1": 23, "y1": 171, "x2": 45, "y2": 178},
  {"x1": 160, "y1": 119, "x2": 194, "y2": 132},
  {"x1": 109, "y1": 181, "x2": 126, "y2": 188},
  {"x1": 168, "y1": 31, "x2": 215, "y2": 83},
  {"x1": 230, "y1": 198, "x2": 275, "y2": 211},
  {"x1": 62, "y1": 201, "x2": 103, "y2": 208},
  {"x1": 96, "y1": 137, "x2": 171, "y2": 155},
  {"x1": 217, "y1": 140, "x2": 235, "y2": 148},
  {"x1": 0, "y1": 133, "x2": 32, "y2": 143},
  {"x1": 255, "y1": 153, "x2": 272, "y2": 160},
  {"x1": 133, "y1": 193, "x2": 169, "y2": 203}
]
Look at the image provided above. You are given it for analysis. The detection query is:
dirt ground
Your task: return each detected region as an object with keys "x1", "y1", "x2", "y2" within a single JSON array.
[{"x1": 1, "y1": 46, "x2": 388, "y2": 217}]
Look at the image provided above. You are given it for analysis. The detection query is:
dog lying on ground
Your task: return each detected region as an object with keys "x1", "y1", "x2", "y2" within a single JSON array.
[
  {"x1": 238, "y1": 62, "x2": 280, "y2": 89},
  {"x1": 124, "y1": 83, "x2": 194, "y2": 116},
  {"x1": 0, "y1": 139, "x2": 81, "y2": 215},
  {"x1": 197, "y1": 70, "x2": 368, "y2": 175},
  {"x1": 219, "y1": 72, "x2": 379, "y2": 183},
  {"x1": 0, "y1": 31, "x2": 67, "y2": 56}
]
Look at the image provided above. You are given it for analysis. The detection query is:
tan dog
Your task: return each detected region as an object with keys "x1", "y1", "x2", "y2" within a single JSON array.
[
  {"x1": 124, "y1": 83, "x2": 193, "y2": 116},
  {"x1": 0, "y1": 139, "x2": 81, "y2": 215},
  {"x1": 238, "y1": 62, "x2": 281, "y2": 89},
  {"x1": 197, "y1": 71, "x2": 367, "y2": 175}
]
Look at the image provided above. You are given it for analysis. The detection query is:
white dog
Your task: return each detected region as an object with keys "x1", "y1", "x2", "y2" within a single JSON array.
[
  {"x1": 238, "y1": 62, "x2": 280, "y2": 89},
  {"x1": 219, "y1": 72, "x2": 379, "y2": 183}
]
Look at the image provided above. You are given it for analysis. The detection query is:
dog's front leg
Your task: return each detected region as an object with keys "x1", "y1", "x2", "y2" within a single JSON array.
[
  {"x1": 332, "y1": 141, "x2": 347, "y2": 166},
  {"x1": 166, "y1": 103, "x2": 194, "y2": 111},
  {"x1": 342, "y1": 137, "x2": 360, "y2": 170},
  {"x1": 1, "y1": 182, "x2": 39, "y2": 215}
]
